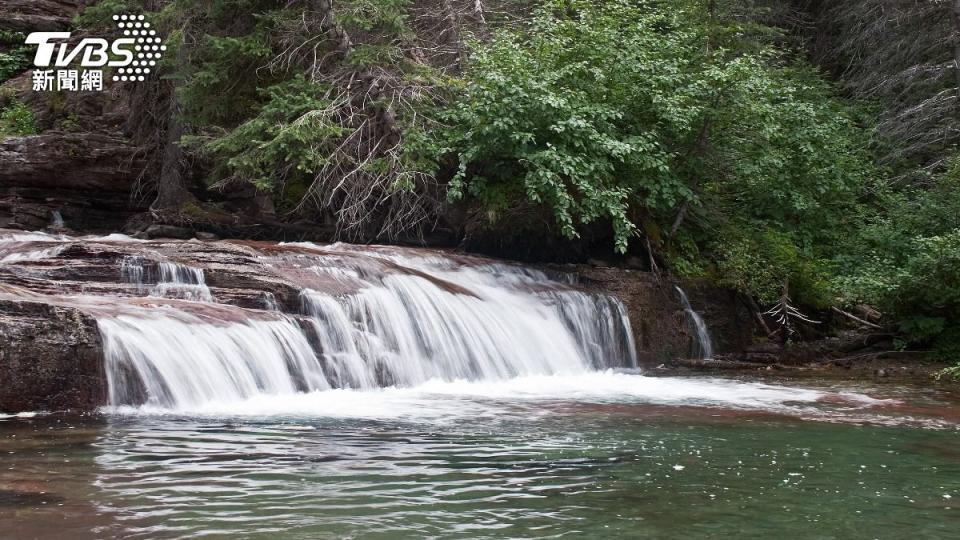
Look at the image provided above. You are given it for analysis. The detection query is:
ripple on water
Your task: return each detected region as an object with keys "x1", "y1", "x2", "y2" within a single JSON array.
[{"x1": 3, "y1": 375, "x2": 960, "y2": 539}]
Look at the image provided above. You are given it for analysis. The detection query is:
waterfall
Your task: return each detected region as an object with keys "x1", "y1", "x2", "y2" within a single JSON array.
[
  {"x1": 49, "y1": 210, "x2": 65, "y2": 230},
  {"x1": 121, "y1": 257, "x2": 213, "y2": 302},
  {"x1": 95, "y1": 244, "x2": 638, "y2": 409},
  {"x1": 101, "y1": 311, "x2": 328, "y2": 408},
  {"x1": 675, "y1": 286, "x2": 713, "y2": 360}
]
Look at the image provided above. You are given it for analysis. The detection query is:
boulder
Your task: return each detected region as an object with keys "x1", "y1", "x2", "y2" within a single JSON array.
[{"x1": 0, "y1": 298, "x2": 105, "y2": 413}]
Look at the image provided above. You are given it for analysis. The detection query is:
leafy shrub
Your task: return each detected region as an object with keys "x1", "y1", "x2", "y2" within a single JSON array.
[
  {"x1": 0, "y1": 30, "x2": 31, "y2": 84},
  {"x1": 713, "y1": 226, "x2": 832, "y2": 307},
  {"x1": 835, "y1": 156, "x2": 960, "y2": 364},
  {"x1": 440, "y1": 0, "x2": 873, "y2": 257},
  {"x1": 839, "y1": 230, "x2": 960, "y2": 358},
  {"x1": 0, "y1": 100, "x2": 38, "y2": 137}
]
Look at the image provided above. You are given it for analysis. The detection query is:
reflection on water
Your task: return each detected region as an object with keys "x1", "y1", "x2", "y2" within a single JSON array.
[{"x1": 2, "y1": 375, "x2": 959, "y2": 539}]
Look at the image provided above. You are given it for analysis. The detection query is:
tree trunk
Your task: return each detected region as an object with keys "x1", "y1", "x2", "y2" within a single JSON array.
[
  {"x1": 442, "y1": 0, "x2": 468, "y2": 70},
  {"x1": 151, "y1": 45, "x2": 192, "y2": 211},
  {"x1": 311, "y1": 0, "x2": 352, "y2": 57},
  {"x1": 151, "y1": 96, "x2": 190, "y2": 210},
  {"x1": 953, "y1": 0, "x2": 960, "y2": 100}
]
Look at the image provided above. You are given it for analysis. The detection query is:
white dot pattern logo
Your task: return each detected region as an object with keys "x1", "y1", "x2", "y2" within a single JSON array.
[{"x1": 111, "y1": 13, "x2": 164, "y2": 83}]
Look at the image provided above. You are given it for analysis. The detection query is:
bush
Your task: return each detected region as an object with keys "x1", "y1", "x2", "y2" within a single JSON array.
[
  {"x1": 835, "y1": 156, "x2": 960, "y2": 364},
  {"x1": 713, "y1": 226, "x2": 833, "y2": 307},
  {"x1": 0, "y1": 30, "x2": 31, "y2": 84},
  {"x1": 440, "y1": 0, "x2": 874, "y2": 258},
  {"x1": 0, "y1": 100, "x2": 38, "y2": 137},
  {"x1": 840, "y1": 230, "x2": 960, "y2": 359}
]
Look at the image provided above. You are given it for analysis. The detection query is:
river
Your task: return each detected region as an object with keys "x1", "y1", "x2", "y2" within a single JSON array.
[
  {"x1": 2, "y1": 373, "x2": 958, "y2": 539},
  {"x1": 1, "y1": 231, "x2": 958, "y2": 538}
]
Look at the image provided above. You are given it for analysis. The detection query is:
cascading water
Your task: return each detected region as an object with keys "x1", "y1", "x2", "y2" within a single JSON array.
[
  {"x1": 49, "y1": 210, "x2": 65, "y2": 230},
  {"x1": 96, "y1": 243, "x2": 638, "y2": 409},
  {"x1": 0, "y1": 230, "x2": 935, "y2": 540},
  {"x1": 101, "y1": 311, "x2": 328, "y2": 408},
  {"x1": 675, "y1": 285, "x2": 713, "y2": 360},
  {"x1": 0, "y1": 229, "x2": 886, "y2": 422},
  {"x1": 120, "y1": 256, "x2": 213, "y2": 302}
]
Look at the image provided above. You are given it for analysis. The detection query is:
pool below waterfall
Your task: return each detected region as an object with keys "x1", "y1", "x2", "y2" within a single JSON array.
[{"x1": 2, "y1": 373, "x2": 958, "y2": 539}]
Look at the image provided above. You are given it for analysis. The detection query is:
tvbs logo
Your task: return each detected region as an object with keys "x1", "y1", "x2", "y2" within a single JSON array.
[{"x1": 27, "y1": 14, "x2": 166, "y2": 92}]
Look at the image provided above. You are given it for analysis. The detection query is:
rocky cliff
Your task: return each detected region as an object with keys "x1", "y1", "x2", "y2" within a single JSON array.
[{"x1": 0, "y1": 0, "x2": 87, "y2": 33}]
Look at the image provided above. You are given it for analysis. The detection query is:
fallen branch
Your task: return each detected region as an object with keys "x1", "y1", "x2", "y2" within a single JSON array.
[{"x1": 831, "y1": 306, "x2": 884, "y2": 330}]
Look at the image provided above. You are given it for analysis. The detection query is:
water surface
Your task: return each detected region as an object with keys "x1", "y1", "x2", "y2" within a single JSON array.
[{"x1": 2, "y1": 373, "x2": 959, "y2": 539}]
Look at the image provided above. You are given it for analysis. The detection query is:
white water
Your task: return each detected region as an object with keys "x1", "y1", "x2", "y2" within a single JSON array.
[
  {"x1": 101, "y1": 311, "x2": 328, "y2": 407},
  {"x1": 0, "y1": 229, "x2": 888, "y2": 420},
  {"x1": 0, "y1": 230, "x2": 67, "y2": 263},
  {"x1": 120, "y1": 257, "x2": 214, "y2": 302},
  {"x1": 108, "y1": 371, "x2": 841, "y2": 421},
  {"x1": 49, "y1": 210, "x2": 65, "y2": 229},
  {"x1": 676, "y1": 286, "x2": 714, "y2": 359},
  {"x1": 99, "y1": 245, "x2": 638, "y2": 408}
]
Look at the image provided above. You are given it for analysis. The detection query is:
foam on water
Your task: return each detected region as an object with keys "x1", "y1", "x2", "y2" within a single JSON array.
[
  {"x1": 0, "y1": 230, "x2": 67, "y2": 263},
  {"x1": 103, "y1": 371, "x2": 842, "y2": 421},
  {"x1": 93, "y1": 233, "x2": 146, "y2": 243},
  {"x1": 0, "y1": 231, "x2": 64, "y2": 243},
  {"x1": 0, "y1": 244, "x2": 66, "y2": 263}
]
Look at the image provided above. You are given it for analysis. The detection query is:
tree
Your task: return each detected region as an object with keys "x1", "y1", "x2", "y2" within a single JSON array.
[
  {"x1": 439, "y1": 0, "x2": 873, "y2": 278},
  {"x1": 809, "y1": 0, "x2": 960, "y2": 179}
]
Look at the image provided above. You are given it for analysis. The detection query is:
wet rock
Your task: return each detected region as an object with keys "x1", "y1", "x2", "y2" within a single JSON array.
[
  {"x1": 741, "y1": 352, "x2": 780, "y2": 364},
  {"x1": 566, "y1": 266, "x2": 754, "y2": 367},
  {"x1": 144, "y1": 224, "x2": 193, "y2": 240},
  {"x1": 833, "y1": 358, "x2": 853, "y2": 369},
  {"x1": 0, "y1": 298, "x2": 105, "y2": 413}
]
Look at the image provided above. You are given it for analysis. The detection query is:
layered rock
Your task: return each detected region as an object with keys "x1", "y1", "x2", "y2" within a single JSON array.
[
  {"x1": 1, "y1": 0, "x2": 142, "y2": 235},
  {"x1": 0, "y1": 230, "x2": 757, "y2": 412},
  {"x1": 563, "y1": 265, "x2": 753, "y2": 366},
  {"x1": 0, "y1": 132, "x2": 145, "y2": 232}
]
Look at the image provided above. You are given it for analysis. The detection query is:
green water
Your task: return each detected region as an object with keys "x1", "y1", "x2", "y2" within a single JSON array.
[{"x1": 1, "y1": 376, "x2": 959, "y2": 539}]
